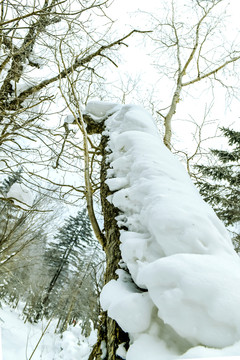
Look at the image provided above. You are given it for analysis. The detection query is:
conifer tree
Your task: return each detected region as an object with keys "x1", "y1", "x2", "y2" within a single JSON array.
[
  {"x1": 45, "y1": 208, "x2": 95, "y2": 287},
  {"x1": 35, "y1": 208, "x2": 101, "y2": 322},
  {"x1": 195, "y1": 127, "x2": 240, "y2": 249},
  {"x1": 0, "y1": 169, "x2": 22, "y2": 236},
  {"x1": 0, "y1": 169, "x2": 23, "y2": 293},
  {"x1": 0, "y1": 169, "x2": 22, "y2": 196}
]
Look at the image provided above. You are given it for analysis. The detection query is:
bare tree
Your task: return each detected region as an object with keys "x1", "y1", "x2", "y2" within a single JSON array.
[
  {"x1": 0, "y1": 0, "x2": 148, "y2": 204},
  {"x1": 0, "y1": 191, "x2": 58, "y2": 305},
  {"x1": 146, "y1": 0, "x2": 240, "y2": 149}
]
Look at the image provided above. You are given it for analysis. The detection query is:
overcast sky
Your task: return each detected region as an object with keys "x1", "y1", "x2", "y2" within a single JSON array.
[{"x1": 104, "y1": 0, "x2": 240, "y2": 157}]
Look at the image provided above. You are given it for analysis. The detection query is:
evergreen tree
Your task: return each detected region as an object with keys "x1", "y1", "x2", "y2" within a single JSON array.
[
  {"x1": 0, "y1": 169, "x2": 22, "y2": 236},
  {"x1": 35, "y1": 208, "x2": 101, "y2": 322},
  {"x1": 45, "y1": 208, "x2": 95, "y2": 288},
  {"x1": 0, "y1": 169, "x2": 22, "y2": 196},
  {"x1": 195, "y1": 127, "x2": 240, "y2": 249},
  {"x1": 0, "y1": 169, "x2": 23, "y2": 300}
]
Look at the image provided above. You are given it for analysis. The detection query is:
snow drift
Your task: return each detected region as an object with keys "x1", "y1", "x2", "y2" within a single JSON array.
[
  {"x1": 85, "y1": 101, "x2": 240, "y2": 359},
  {"x1": 0, "y1": 303, "x2": 96, "y2": 360}
]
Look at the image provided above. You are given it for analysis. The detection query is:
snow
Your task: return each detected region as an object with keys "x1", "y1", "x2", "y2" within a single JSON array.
[
  {"x1": 140, "y1": 254, "x2": 240, "y2": 347},
  {"x1": 100, "y1": 340, "x2": 107, "y2": 359},
  {"x1": 116, "y1": 342, "x2": 127, "y2": 358},
  {"x1": 85, "y1": 101, "x2": 121, "y2": 121},
  {"x1": 101, "y1": 270, "x2": 153, "y2": 333},
  {"x1": 85, "y1": 101, "x2": 240, "y2": 359},
  {"x1": 0, "y1": 303, "x2": 96, "y2": 360},
  {"x1": 126, "y1": 334, "x2": 178, "y2": 360},
  {"x1": 64, "y1": 114, "x2": 75, "y2": 124},
  {"x1": 6, "y1": 182, "x2": 34, "y2": 208}
]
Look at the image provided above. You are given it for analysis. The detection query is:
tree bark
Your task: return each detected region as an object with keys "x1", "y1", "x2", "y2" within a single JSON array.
[{"x1": 88, "y1": 134, "x2": 129, "y2": 360}]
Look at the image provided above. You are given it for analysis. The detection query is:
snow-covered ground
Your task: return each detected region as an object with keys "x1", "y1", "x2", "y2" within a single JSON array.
[
  {"x1": 0, "y1": 303, "x2": 96, "y2": 360},
  {"x1": 85, "y1": 101, "x2": 240, "y2": 359}
]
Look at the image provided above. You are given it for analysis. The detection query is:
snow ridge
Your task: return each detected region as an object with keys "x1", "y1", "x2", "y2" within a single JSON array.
[{"x1": 86, "y1": 102, "x2": 240, "y2": 359}]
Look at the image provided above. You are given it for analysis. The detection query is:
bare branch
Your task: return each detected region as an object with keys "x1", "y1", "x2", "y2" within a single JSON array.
[
  {"x1": 182, "y1": 55, "x2": 240, "y2": 86},
  {"x1": 7, "y1": 30, "x2": 151, "y2": 109},
  {"x1": 0, "y1": 1, "x2": 65, "y2": 27}
]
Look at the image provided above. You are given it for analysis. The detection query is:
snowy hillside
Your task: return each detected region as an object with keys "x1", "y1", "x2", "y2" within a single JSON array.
[
  {"x1": 0, "y1": 303, "x2": 96, "y2": 360},
  {"x1": 85, "y1": 101, "x2": 240, "y2": 359}
]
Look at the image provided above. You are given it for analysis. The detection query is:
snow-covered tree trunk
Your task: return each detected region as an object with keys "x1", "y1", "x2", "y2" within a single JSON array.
[
  {"x1": 85, "y1": 101, "x2": 240, "y2": 360},
  {"x1": 88, "y1": 128, "x2": 129, "y2": 359}
]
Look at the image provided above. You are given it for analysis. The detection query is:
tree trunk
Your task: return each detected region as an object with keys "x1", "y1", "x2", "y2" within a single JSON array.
[{"x1": 88, "y1": 134, "x2": 129, "y2": 360}]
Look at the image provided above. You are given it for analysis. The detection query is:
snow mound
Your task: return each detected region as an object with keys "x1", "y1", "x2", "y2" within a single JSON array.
[
  {"x1": 85, "y1": 101, "x2": 120, "y2": 119},
  {"x1": 140, "y1": 253, "x2": 240, "y2": 348},
  {"x1": 86, "y1": 101, "x2": 240, "y2": 359},
  {"x1": 100, "y1": 270, "x2": 153, "y2": 333},
  {"x1": 0, "y1": 303, "x2": 96, "y2": 360}
]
